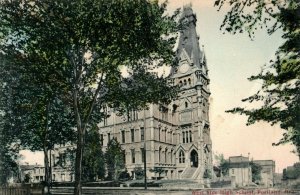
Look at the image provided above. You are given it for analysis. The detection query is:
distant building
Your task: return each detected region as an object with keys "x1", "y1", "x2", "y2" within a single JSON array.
[
  {"x1": 20, "y1": 164, "x2": 45, "y2": 183},
  {"x1": 253, "y1": 160, "x2": 275, "y2": 187},
  {"x1": 228, "y1": 156, "x2": 252, "y2": 187}
]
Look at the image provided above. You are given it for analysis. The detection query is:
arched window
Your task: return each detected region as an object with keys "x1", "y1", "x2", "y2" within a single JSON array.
[
  {"x1": 185, "y1": 131, "x2": 189, "y2": 143},
  {"x1": 188, "y1": 78, "x2": 191, "y2": 85},
  {"x1": 189, "y1": 131, "x2": 192, "y2": 142},
  {"x1": 165, "y1": 148, "x2": 168, "y2": 163},
  {"x1": 179, "y1": 150, "x2": 185, "y2": 163},
  {"x1": 182, "y1": 132, "x2": 185, "y2": 143},
  {"x1": 179, "y1": 81, "x2": 182, "y2": 86},
  {"x1": 158, "y1": 147, "x2": 161, "y2": 162},
  {"x1": 184, "y1": 79, "x2": 187, "y2": 85},
  {"x1": 185, "y1": 101, "x2": 188, "y2": 108}
]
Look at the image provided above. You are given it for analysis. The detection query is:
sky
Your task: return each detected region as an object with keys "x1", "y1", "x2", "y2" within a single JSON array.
[{"x1": 20, "y1": 0, "x2": 299, "y2": 172}]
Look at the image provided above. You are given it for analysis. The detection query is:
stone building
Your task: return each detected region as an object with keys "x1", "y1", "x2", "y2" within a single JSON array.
[
  {"x1": 97, "y1": 6, "x2": 213, "y2": 181},
  {"x1": 253, "y1": 160, "x2": 275, "y2": 187},
  {"x1": 49, "y1": 6, "x2": 213, "y2": 183},
  {"x1": 228, "y1": 156, "x2": 252, "y2": 187}
]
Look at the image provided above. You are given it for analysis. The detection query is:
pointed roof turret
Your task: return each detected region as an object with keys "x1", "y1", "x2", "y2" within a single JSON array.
[{"x1": 176, "y1": 5, "x2": 203, "y2": 69}]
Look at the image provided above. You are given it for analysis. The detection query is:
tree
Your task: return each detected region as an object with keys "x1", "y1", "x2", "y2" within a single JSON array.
[
  {"x1": 0, "y1": 51, "x2": 76, "y2": 193},
  {"x1": 0, "y1": 1, "x2": 179, "y2": 194},
  {"x1": 82, "y1": 127, "x2": 105, "y2": 182},
  {"x1": 214, "y1": 154, "x2": 229, "y2": 176},
  {"x1": 133, "y1": 166, "x2": 145, "y2": 180},
  {"x1": 149, "y1": 167, "x2": 164, "y2": 179},
  {"x1": 250, "y1": 161, "x2": 262, "y2": 183},
  {"x1": 105, "y1": 138, "x2": 125, "y2": 181},
  {"x1": 215, "y1": 0, "x2": 300, "y2": 156}
]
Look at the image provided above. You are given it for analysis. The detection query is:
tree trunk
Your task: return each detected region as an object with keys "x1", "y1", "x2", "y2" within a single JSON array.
[
  {"x1": 73, "y1": 89, "x2": 84, "y2": 195},
  {"x1": 74, "y1": 126, "x2": 84, "y2": 195},
  {"x1": 43, "y1": 146, "x2": 50, "y2": 194}
]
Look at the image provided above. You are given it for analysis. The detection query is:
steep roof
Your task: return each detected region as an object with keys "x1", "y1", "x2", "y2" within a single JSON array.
[{"x1": 176, "y1": 5, "x2": 203, "y2": 69}]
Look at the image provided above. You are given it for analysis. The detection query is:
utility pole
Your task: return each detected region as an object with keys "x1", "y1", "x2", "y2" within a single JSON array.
[{"x1": 143, "y1": 109, "x2": 147, "y2": 190}]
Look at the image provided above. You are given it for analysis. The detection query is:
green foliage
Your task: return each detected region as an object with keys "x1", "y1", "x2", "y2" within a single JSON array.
[
  {"x1": 133, "y1": 166, "x2": 145, "y2": 180},
  {"x1": 105, "y1": 138, "x2": 125, "y2": 181},
  {"x1": 283, "y1": 162, "x2": 300, "y2": 180},
  {"x1": 82, "y1": 128, "x2": 105, "y2": 182},
  {"x1": 23, "y1": 173, "x2": 31, "y2": 183},
  {"x1": 215, "y1": 154, "x2": 229, "y2": 176},
  {"x1": 203, "y1": 169, "x2": 212, "y2": 179},
  {"x1": 215, "y1": 0, "x2": 300, "y2": 156},
  {"x1": 250, "y1": 161, "x2": 262, "y2": 183},
  {"x1": 0, "y1": 0, "x2": 179, "y2": 193}
]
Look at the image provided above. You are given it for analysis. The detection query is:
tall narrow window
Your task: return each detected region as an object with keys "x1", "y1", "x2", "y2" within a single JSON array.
[
  {"x1": 171, "y1": 150, "x2": 173, "y2": 164},
  {"x1": 182, "y1": 132, "x2": 185, "y2": 143},
  {"x1": 121, "y1": 130, "x2": 125, "y2": 143},
  {"x1": 131, "y1": 149, "x2": 135, "y2": 164},
  {"x1": 185, "y1": 131, "x2": 189, "y2": 143},
  {"x1": 179, "y1": 150, "x2": 185, "y2": 163},
  {"x1": 158, "y1": 148, "x2": 161, "y2": 162},
  {"x1": 189, "y1": 131, "x2": 192, "y2": 142},
  {"x1": 107, "y1": 133, "x2": 111, "y2": 143},
  {"x1": 131, "y1": 129, "x2": 135, "y2": 142},
  {"x1": 165, "y1": 130, "x2": 167, "y2": 142},
  {"x1": 185, "y1": 101, "x2": 188, "y2": 108},
  {"x1": 158, "y1": 127, "x2": 161, "y2": 141},
  {"x1": 188, "y1": 78, "x2": 191, "y2": 85},
  {"x1": 141, "y1": 148, "x2": 145, "y2": 163},
  {"x1": 140, "y1": 127, "x2": 144, "y2": 141},
  {"x1": 165, "y1": 148, "x2": 168, "y2": 163}
]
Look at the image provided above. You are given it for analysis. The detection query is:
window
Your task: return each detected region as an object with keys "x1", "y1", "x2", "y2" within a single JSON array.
[
  {"x1": 131, "y1": 129, "x2": 135, "y2": 142},
  {"x1": 165, "y1": 148, "x2": 168, "y2": 163},
  {"x1": 131, "y1": 149, "x2": 135, "y2": 164},
  {"x1": 189, "y1": 131, "x2": 192, "y2": 142},
  {"x1": 179, "y1": 150, "x2": 185, "y2": 163},
  {"x1": 185, "y1": 101, "x2": 188, "y2": 108},
  {"x1": 184, "y1": 79, "x2": 187, "y2": 85},
  {"x1": 185, "y1": 131, "x2": 189, "y2": 143},
  {"x1": 182, "y1": 132, "x2": 185, "y2": 143},
  {"x1": 121, "y1": 130, "x2": 125, "y2": 143},
  {"x1": 165, "y1": 130, "x2": 167, "y2": 142},
  {"x1": 128, "y1": 109, "x2": 138, "y2": 121},
  {"x1": 140, "y1": 127, "x2": 144, "y2": 141},
  {"x1": 171, "y1": 150, "x2": 173, "y2": 164},
  {"x1": 158, "y1": 127, "x2": 161, "y2": 141},
  {"x1": 107, "y1": 133, "x2": 111, "y2": 143},
  {"x1": 159, "y1": 148, "x2": 161, "y2": 162},
  {"x1": 188, "y1": 78, "x2": 191, "y2": 85},
  {"x1": 100, "y1": 134, "x2": 103, "y2": 146},
  {"x1": 179, "y1": 80, "x2": 182, "y2": 86},
  {"x1": 141, "y1": 148, "x2": 145, "y2": 163}
]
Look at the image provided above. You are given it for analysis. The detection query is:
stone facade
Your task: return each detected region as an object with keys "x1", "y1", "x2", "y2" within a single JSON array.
[
  {"x1": 228, "y1": 156, "x2": 252, "y2": 187},
  {"x1": 253, "y1": 160, "x2": 275, "y2": 187},
  {"x1": 98, "y1": 6, "x2": 213, "y2": 182}
]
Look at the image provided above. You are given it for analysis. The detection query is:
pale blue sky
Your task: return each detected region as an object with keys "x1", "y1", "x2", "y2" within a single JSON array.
[
  {"x1": 21, "y1": 0, "x2": 298, "y2": 172},
  {"x1": 168, "y1": 0, "x2": 298, "y2": 172}
]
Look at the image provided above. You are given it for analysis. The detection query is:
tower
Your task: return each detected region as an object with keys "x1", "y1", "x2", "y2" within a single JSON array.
[{"x1": 170, "y1": 5, "x2": 213, "y2": 181}]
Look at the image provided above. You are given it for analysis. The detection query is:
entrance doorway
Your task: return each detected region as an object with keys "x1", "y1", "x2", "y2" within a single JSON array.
[{"x1": 190, "y1": 150, "x2": 198, "y2": 167}]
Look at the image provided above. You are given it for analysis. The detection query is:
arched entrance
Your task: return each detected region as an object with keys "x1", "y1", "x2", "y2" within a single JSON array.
[{"x1": 190, "y1": 150, "x2": 198, "y2": 167}]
